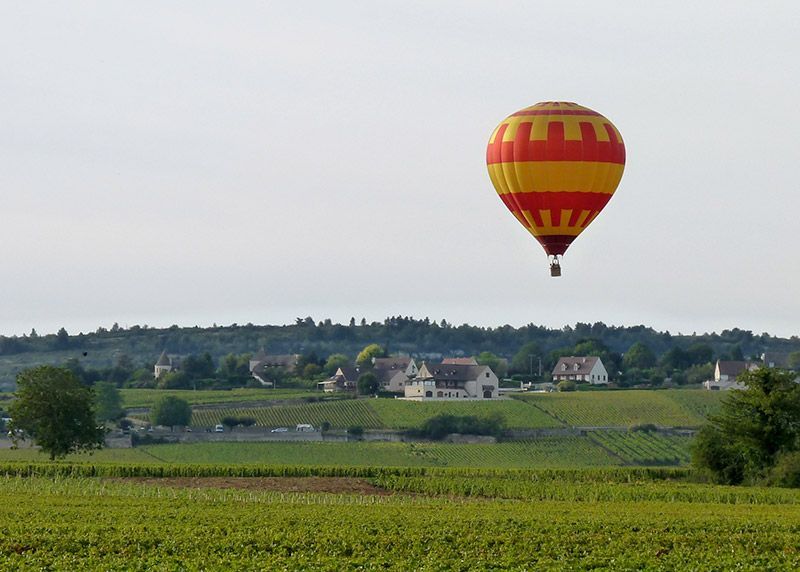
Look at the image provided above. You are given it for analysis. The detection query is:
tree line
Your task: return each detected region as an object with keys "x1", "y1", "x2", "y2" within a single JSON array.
[{"x1": 2, "y1": 318, "x2": 800, "y2": 388}]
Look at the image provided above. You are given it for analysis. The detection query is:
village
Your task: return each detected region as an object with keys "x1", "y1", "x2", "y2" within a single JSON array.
[{"x1": 154, "y1": 346, "x2": 795, "y2": 400}]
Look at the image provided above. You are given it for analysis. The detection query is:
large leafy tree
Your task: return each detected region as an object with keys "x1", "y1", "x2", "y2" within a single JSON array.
[
  {"x1": 356, "y1": 344, "x2": 384, "y2": 368},
  {"x1": 622, "y1": 342, "x2": 656, "y2": 370},
  {"x1": 8, "y1": 366, "x2": 105, "y2": 460},
  {"x1": 510, "y1": 342, "x2": 542, "y2": 376},
  {"x1": 357, "y1": 372, "x2": 379, "y2": 396},
  {"x1": 93, "y1": 381, "x2": 124, "y2": 422},
  {"x1": 151, "y1": 396, "x2": 192, "y2": 430},
  {"x1": 692, "y1": 367, "x2": 800, "y2": 484}
]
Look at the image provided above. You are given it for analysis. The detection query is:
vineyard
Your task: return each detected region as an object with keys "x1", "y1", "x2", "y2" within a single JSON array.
[
  {"x1": 120, "y1": 387, "x2": 319, "y2": 409},
  {"x1": 128, "y1": 438, "x2": 622, "y2": 469},
  {"x1": 180, "y1": 399, "x2": 386, "y2": 429},
  {"x1": 588, "y1": 431, "x2": 692, "y2": 465},
  {"x1": 367, "y1": 398, "x2": 562, "y2": 429},
  {"x1": 0, "y1": 473, "x2": 798, "y2": 570},
  {"x1": 0, "y1": 434, "x2": 693, "y2": 469},
  {"x1": 514, "y1": 389, "x2": 722, "y2": 427}
]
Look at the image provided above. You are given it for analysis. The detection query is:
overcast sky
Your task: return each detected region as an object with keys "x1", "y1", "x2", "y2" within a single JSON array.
[{"x1": 2, "y1": 1, "x2": 799, "y2": 339}]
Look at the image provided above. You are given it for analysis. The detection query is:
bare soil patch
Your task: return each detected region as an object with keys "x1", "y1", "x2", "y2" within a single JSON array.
[{"x1": 108, "y1": 476, "x2": 392, "y2": 495}]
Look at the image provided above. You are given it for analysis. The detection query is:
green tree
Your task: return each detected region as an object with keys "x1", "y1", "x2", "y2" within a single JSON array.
[
  {"x1": 788, "y1": 351, "x2": 800, "y2": 371},
  {"x1": 157, "y1": 370, "x2": 191, "y2": 390},
  {"x1": 150, "y1": 396, "x2": 192, "y2": 430},
  {"x1": 93, "y1": 381, "x2": 124, "y2": 422},
  {"x1": 218, "y1": 353, "x2": 251, "y2": 385},
  {"x1": 356, "y1": 344, "x2": 384, "y2": 368},
  {"x1": 510, "y1": 342, "x2": 542, "y2": 376},
  {"x1": 8, "y1": 366, "x2": 105, "y2": 460},
  {"x1": 324, "y1": 354, "x2": 350, "y2": 376},
  {"x1": 692, "y1": 367, "x2": 800, "y2": 484},
  {"x1": 182, "y1": 353, "x2": 215, "y2": 381},
  {"x1": 357, "y1": 372, "x2": 379, "y2": 396},
  {"x1": 622, "y1": 342, "x2": 656, "y2": 370}
]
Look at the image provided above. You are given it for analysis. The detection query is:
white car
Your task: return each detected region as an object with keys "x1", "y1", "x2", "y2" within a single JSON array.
[
  {"x1": 214, "y1": 424, "x2": 224, "y2": 433},
  {"x1": 270, "y1": 427, "x2": 289, "y2": 433}
]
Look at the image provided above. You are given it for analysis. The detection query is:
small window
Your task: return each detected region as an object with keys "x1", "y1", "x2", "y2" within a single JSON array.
[{"x1": 485, "y1": 372, "x2": 490, "y2": 378}]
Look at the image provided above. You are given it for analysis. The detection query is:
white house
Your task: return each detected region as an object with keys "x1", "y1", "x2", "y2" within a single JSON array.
[
  {"x1": 552, "y1": 356, "x2": 608, "y2": 385},
  {"x1": 703, "y1": 360, "x2": 756, "y2": 390},
  {"x1": 404, "y1": 362, "x2": 499, "y2": 400}
]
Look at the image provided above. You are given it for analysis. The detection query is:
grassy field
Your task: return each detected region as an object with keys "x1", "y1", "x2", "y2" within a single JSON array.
[
  {"x1": 514, "y1": 389, "x2": 723, "y2": 427},
  {"x1": 0, "y1": 473, "x2": 798, "y2": 570}
]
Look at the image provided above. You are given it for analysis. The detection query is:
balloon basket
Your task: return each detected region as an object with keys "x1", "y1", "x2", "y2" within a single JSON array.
[{"x1": 549, "y1": 258, "x2": 562, "y2": 277}]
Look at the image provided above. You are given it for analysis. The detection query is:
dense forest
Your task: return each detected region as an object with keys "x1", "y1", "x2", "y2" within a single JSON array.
[{"x1": 1, "y1": 317, "x2": 798, "y2": 389}]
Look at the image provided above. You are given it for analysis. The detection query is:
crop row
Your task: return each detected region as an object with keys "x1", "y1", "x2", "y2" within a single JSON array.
[
  {"x1": 515, "y1": 389, "x2": 722, "y2": 427},
  {"x1": 184, "y1": 399, "x2": 386, "y2": 429},
  {"x1": 0, "y1": 476, "x2": 799, "y2": 570},
  {"x1": 589, "y1": 431, "x2": 692, "y2": 465}
]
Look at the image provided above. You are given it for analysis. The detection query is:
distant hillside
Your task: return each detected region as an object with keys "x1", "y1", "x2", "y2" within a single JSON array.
[{"x1": 1, "y1": 317, "x2": 798, "y2": 387}]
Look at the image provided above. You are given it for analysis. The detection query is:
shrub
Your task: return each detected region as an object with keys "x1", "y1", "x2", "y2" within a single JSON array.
[
  {"x1": 766, "y1": 451, "x2": 800, "y2": 488},
  {"x1": 557, "y1": 380, "x2": 577, "y2": 392},
  {"x1": 409, "y1": 413, "x2": 505, "y2": 441}
]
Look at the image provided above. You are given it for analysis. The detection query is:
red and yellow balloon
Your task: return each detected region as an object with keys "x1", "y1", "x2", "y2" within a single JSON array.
[{"x1": 486, "y1": 101, "x2": 625, "y2": 276}]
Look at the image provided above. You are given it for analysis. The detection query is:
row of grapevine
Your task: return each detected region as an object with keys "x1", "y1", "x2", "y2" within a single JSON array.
[
  {"x1": 514, "y1": 389, "x2": 718, "y2": 427},
  {"x1": 368, "y1": 398, "x2": 563, "y2": 429},
  {"x1": 588, "y1": 431, "x2": 692, "y2": 465},
  {"x1": 1, "y1": 475, "x2": 799, "y2": 569},
  {"x1": 188, "y1": 399, "x2": 385, "y2": 429}
]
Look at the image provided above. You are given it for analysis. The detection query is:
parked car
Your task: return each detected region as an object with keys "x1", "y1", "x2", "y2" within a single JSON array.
[
  {"x1": 296, "y1": 424, "x2": 315, "y2": 432},
  {"x1": 270, "y1": 427, "x2": 289, "y2": 433},
  {"x1": 214, "y1": 424, "x2": 224, "y2": 433}
]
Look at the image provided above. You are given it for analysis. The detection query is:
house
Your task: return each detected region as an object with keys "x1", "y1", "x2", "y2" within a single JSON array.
[
  {"x1": 404, "y1": 362, "x2": 499, "y2": 400},
  {"x1": 441, "y1": 357, "x2": 478, "y2": 366},
  {"x1": 552, "y1": 356, "x2": 608, "y2": 385},
  {"x1": 372, "y1": 357, "x2": 418, "y2": 393},
  {"x1": 703, "y1": 360, "x2": 756, "y2": 390},
  {"x1": 154, "y1": 350, "x2": 180, "y2": 379},
  {"x1": 317, "y1": 366, "x2": 361, "y2": 393},
  {"x1": 761, "y1": 352, "x2": 791, "y2": 369},
  {"x1": 249, "y1": 349, "x2": 301, "y2": 387}
]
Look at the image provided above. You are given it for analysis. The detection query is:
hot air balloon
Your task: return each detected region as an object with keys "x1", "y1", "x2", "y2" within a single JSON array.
[{"x1": 486, "y1": 101, "x2": 625, "y2": 276}]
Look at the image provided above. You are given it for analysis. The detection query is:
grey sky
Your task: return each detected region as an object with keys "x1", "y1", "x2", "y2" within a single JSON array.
[{"x1": 2, "y1": 1, "x2": 799, "y2": 338}]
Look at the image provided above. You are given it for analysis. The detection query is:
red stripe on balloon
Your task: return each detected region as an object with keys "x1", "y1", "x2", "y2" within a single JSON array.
[{"x1": 486, "y1": 122, "x2": 625, "y2": 165}]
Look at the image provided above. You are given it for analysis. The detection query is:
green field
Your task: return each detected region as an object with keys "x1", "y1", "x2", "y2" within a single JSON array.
[
  {"x1": 131, "y1": 438, "x2": 623, "y2": 469},
  {"x1": 151, "y1": 397, "x2": 565, "y2": 430},
  {"x1": 588, "y1": 431, "x2": 692, "y2": 465},
  {"x1": 514, "y1": 389, "x2": 723, "y2": 427},
  {"x1": 368, "y1": 398, "x2": 563, "y2": 429},
  {"x1": 0, "y1": 432, "x2": 693, "y2": 469},
  {"x1": 0, "y1": 473, "x2": 798, "y2": 570},
  {"x1": 126, "y1": 388, "x2": 722, "y2": 431}
]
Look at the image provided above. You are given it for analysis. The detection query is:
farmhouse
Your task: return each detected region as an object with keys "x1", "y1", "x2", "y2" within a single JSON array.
[
  {"x1": 404, "y1": 362, "x2": 498, "y2": 400},
  {"x1": 552, "y1": 356, "x2": 608, "y2": 385}
]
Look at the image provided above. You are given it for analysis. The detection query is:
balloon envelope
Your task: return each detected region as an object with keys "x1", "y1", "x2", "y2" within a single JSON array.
[{"x1": 486, "y1": 101, "x2": 625, "y2": 259}]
